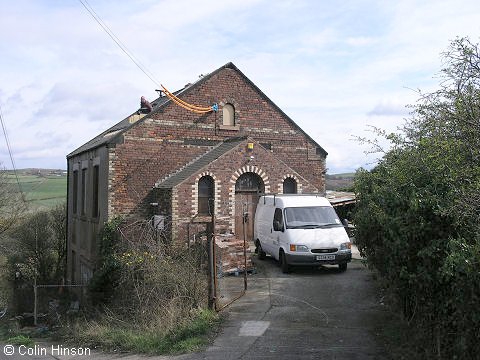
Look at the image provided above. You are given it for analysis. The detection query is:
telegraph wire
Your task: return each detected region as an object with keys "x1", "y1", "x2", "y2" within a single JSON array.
[
  {"x1": 0, "y1": 103, "x2": 24, "y2": 199},
  {"x1": 77, "y1": 0, "x2": 216, "y2": 113},
  {"x1": 77, "y1": 0, "x2": 161, "y2": 88}
]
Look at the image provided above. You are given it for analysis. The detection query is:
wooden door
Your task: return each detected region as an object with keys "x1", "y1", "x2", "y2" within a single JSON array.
[{"x1": 235, "y1": 192, "x2": 259, "y2": 242}]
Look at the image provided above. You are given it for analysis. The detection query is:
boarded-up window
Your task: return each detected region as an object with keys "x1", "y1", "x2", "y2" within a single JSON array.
[
  {"x1": 92, "y1": 165, "x2": 99, "y2": 218},
  {"x1": 81, "y1": 168, "x2": 87, "y2": 215},
  {"x1": 222, "y1": 103, "x2": 235, "y2": 126},
  {"x1": 71, "y1": 250, "x2": 76, "y2": 285},
  {"x1": 198, "y1": 176, "x2": 214, "y2": 215},
  {"x1": 72, "y1": 170, "x2": 78, "y2": 214},
  {"x1": 283, "y1": 177, "x2": 297, "y2": 194},
  {"x1": 80, "y1": 262, "x2": 93, "y2": 285}
]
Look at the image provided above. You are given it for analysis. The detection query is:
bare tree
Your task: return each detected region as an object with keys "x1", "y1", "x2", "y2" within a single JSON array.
[{"x1": 0, "y1": 164, "x2": 26, "y2": 240}]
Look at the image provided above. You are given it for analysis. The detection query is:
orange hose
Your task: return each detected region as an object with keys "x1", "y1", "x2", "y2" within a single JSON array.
[
  {"x1": 161, "y1": 85, "x2": 213, "y2": 112},
  {"x1": 165, "y1": 92, "x2": 211, "y2": 114},
  {"x1": 162, "y1": 86, "x2": 211, "y2": 111}
]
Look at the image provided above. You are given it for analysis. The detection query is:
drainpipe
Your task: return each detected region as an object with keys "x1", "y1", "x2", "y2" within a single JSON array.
[{"x1": 65, "y1": 160, "x2": 70, "y2": 284}]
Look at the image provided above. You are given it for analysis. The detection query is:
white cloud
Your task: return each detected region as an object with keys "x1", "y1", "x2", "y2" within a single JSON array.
[
  {"x1": 345, "y1": 36, "x2": 378, "y2": 47},
  {"x1": 1, "y1": 0, "x2": 480, "y2": 173}
]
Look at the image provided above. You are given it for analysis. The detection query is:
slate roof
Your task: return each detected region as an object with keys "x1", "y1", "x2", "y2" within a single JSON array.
[
  {"x1": 67, "y1": 62, "x2": 327, "y2": 159},
  {"x1": 67, "y1": 95, "x2": 171, "y2": 158},
  {"x1": 155, "y1": 137, "x2": 247, "y2": 189}
]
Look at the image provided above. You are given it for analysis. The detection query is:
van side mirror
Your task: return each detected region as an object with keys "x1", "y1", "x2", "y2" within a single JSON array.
[{"x1": 342, "y1": 219, "x2": 349, "y2": 227}]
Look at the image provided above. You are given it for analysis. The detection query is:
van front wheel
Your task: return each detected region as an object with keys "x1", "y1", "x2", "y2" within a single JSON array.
[
  {"x1": 280, "y1": 251, "x2": 290, "y2": 274},
  {"x1": 339, "y1": 263, "x2": 348, "y2": 272}
]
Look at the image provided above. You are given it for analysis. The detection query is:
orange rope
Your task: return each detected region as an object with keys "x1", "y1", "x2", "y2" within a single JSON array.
[{"x1": 161, "y1": 85, "x2": 213, "y2": 113}]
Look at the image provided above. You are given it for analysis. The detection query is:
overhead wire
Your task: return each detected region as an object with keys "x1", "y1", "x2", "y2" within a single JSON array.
[
  {"x1": 77, "y1": 0, "x2": 216, "y2": 114},
  {"x1": 78, "y1": 0, "x2": 161, "y2": 88},
  {"x1": 0, "y1": 103, "x2": 24, "y2": 199}
]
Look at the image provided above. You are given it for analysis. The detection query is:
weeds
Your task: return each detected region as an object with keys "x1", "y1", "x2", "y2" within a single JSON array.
[
  {"x1": 71, "y1": 309, "x2": 220, "y2": 354},
  {"x1": 68, "y1": 219, "x2": 215, "y2": 354},
  {"x1": 6, "y1": 335, "x2": 34, "y2": 347}
]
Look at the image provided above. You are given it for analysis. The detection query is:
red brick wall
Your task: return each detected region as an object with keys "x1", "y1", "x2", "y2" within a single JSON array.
[
  {"x1": 108, "y1": 65, "x2": 325, "y2": 224},
  {"x1": 170, "y1": 139, "x2": 318, "y2": 241}
]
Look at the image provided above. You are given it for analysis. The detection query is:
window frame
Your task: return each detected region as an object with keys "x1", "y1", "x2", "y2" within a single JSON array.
[
  {"x1": 222, "y1": 103, "x2": 235, "y2": 126},
  {"x1": 283, "y1": 177, "x2": 298, "y2": 194},
  {"x1": 273, "y1": 208, "x2": 284, "y2": 232},
  {"x1": 198, "y1": 176, "x2": 215, "y2": 216}
]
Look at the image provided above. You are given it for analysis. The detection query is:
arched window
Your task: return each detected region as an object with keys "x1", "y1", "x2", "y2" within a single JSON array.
[
  {"x1": 235, "y1": 172, "x2": 264, "y2": 193},
  {"x1": 222, "y1": 103, "x2": 235, "y2": 126},
  {"x1": 198, "y1": 176, "x2": 214, "y2": 215},
  {"x1": 283, "y1": 177, "x2": 297, "y2": 194}
]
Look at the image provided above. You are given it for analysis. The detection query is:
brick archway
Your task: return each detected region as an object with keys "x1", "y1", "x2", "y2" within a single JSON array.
[
  {"x1": 278, "y1": 174, "x2": 303, "y2": 193},
  {"x1": 228, "y1": 166, "x2": 270, "y2": 238},
  {"x1": 191, "y1": 171, "x2": 221, "y2": 217}
]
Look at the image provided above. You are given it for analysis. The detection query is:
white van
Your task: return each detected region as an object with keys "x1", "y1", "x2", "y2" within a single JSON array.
[{"x1": 254, "y1": 194, "x2": 352, "y2": 273}]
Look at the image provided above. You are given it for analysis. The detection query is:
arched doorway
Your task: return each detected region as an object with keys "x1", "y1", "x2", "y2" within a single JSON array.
[{"x1": 235, "y1": 172, "x2": 265, "y2": 241}]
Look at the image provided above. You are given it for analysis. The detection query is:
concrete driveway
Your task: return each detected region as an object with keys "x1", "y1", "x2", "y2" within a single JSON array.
[
  {"x1": 185, "y1": 255, "x2": 389, "y2": 360},
  {"x1": 1, "y1": 248, "x2": 390, "y2": 360}
]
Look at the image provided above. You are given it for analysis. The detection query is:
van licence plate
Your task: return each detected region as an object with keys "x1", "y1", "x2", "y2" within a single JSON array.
[{"x1": 316, "y1": 254, "x2": 335, "y2": 261}]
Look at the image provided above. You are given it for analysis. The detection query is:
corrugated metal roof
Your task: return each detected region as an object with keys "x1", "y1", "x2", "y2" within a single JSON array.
[
  {"x1": 326, "y1": 191, "x2": 356, "y2": 206},
  {"x1": 155, "y1": 137, "x2": 246, "y2": 189}
]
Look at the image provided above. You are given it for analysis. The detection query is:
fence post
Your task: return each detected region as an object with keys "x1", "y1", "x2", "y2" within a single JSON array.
[
  {"x1": 33, "y1": 280, "x2": 37, "y2": 326},
  {"x1": 206, "y1": 222, "x2": 215, "y2": 310}
]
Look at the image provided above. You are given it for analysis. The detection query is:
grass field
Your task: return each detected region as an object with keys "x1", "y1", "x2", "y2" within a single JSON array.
[
  {"x1": 325, "y1": 173, "x2": 355, "y2": 191},
  {"x1": 4, "y1": 170, "x2": 67, "y2": 211}
]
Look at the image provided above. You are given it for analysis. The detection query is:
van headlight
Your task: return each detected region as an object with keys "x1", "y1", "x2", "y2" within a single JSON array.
[
  {"x1": 340, "y1": 242, "x2": 352, "y2": 250},
  {"x1": 290, "y1": 244, "x2": 309, "y2": 252}
]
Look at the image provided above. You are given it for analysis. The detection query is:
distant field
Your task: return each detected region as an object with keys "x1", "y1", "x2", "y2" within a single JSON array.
[
  {"x1": 326, "y1": 172, "x2": 355, "y2": 179},
  {"x1": 4, "y1": 171, "x2": 67, "y2": 211},
  {"x1": 326, "y1": 173, "x2": 355, "y2": 191}
]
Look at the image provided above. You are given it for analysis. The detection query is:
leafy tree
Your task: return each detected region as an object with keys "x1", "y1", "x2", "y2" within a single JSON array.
[{"x1": 354, "y1": 37, "x2": 480, "y2": 358}]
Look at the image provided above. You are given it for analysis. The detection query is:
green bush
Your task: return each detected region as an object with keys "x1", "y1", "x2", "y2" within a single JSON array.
[{"x1": 354, "y1": 38, "x2": 480, "y2": 359}]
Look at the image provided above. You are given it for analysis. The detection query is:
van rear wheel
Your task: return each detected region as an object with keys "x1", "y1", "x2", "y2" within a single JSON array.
[
  {"x1": 280, "y1": 251, "x2": 290, "y2": 274},
  {"x1": 256, "y1": 241, "x2": 266, "y2": 260}
]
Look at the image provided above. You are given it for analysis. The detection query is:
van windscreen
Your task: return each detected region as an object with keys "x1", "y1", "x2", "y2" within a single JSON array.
[{"x1": 284, "y1": 206, "x2": 342, "y2": 229}]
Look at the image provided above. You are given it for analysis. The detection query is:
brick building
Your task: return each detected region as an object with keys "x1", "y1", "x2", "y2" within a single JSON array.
[{"x1": 66, "y1": 62, "x2": 327, "y2": 285}]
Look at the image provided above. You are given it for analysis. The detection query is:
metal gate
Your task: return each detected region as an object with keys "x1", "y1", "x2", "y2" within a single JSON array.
[{"x1": 213, "y1": 196, "x2": 256, "y2": 310}]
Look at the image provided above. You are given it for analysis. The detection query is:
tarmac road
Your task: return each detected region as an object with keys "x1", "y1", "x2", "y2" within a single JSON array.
[{"x1": 1, "y1": 248, "x2": 390, "y2": 360}]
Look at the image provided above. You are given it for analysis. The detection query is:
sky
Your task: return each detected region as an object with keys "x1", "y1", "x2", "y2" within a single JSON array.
[{"x1": 1, "y1": 0, "x2": 479, "y2": 174}]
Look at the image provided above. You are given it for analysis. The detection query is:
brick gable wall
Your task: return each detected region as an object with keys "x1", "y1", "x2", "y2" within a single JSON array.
[{"x1": 108, "y1": 66, "x2": 326, "y2": 223}]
